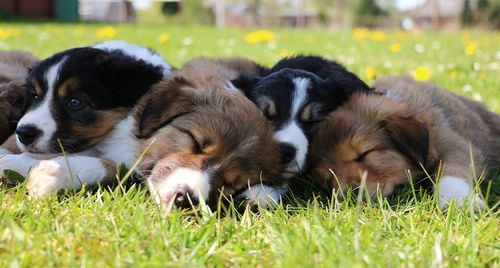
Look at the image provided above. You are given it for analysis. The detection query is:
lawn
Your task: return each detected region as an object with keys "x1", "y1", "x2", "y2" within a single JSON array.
[{"x1": 0, "y1": 23, "x2": 499, "y2": 267}]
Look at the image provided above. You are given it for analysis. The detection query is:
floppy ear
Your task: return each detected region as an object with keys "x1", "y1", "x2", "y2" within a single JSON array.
[
  {"x1": 134, "y1": 76, "x2": 196, "y2": 139},
  {"x1": 230, "y1": 75, "x2": 260, "y2": 97},
  {"x1": 384, "y1": 115, "x2": 429, "y2": 166}
]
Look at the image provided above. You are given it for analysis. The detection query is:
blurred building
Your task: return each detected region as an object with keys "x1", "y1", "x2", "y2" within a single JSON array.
[{"x1": 404, "y1": 0, "x2": 477, "y2": 30}]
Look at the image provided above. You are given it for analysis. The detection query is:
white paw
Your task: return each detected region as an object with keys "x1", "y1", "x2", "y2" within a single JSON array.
[
  {"x1": 238, "y1": 184, "x2": 287, "y2": 209},
  {"x1": 438, "y1": 176, "x2": 485, "y2": 210},
  {"x1": 26, "y1": 160, "x2": 70, "y2": 198},
  {"x1": 0, "y1": 153, "x2": 39, "y2": 178}
]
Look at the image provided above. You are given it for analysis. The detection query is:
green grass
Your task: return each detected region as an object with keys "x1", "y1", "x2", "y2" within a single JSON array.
[{"x1": 0, "y1": 23, "x2": 499, "y2": 267}]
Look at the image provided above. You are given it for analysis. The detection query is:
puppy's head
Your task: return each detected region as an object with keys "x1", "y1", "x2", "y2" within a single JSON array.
[
  {"x1": 135, "y1": 76, "x2": 283, "y2": 209},
  {"x1": 16, "y1": 46, "x2": 165, "y2": 153},
  {"x1": 0, "y1": 51, "x2": 38, "y2": 144},
  {"x1": 308, "y1": 93, "x2": 432, "y2": 196},
  {"x1": 233, "y1": 67, "x2": 366, "y2": 177}
]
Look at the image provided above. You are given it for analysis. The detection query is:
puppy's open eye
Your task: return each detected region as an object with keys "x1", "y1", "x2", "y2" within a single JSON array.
[
  {"x1": 67, "y1": 97, "x2": 85, "y2": 110},
  {"x1": 31, "y1": 92, "x2": 39, "y2": 101}
]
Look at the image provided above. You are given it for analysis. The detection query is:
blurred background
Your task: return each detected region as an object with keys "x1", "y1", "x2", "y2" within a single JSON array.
[{"x1": 0, "y1": 0, "x2": 499, "y2": 30}]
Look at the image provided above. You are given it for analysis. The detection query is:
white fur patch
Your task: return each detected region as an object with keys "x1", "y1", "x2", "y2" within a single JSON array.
[
  {"x1": 27, "y1": 155, "x2": 109, "y2": 198},
  {"x1": 93, "y1": 40, "x2": 172, "y2": 76},
  {"x1": 98, "y1": 115, "x2": 139, "y2": 167},
  {"x1": 0, "y1": 148, "x2": 11, "y2": 156},
  {"x1": 17, "y1": 59, "x2": 65, "y2": 152},
  {"x1": 238, "y1": 184, "x2": 287, "y2": 208},
  {"x1": 274, "y1": 122, "x2": 308, "y2": 173},
  {"x1": 438, "y1": 175, "x2": 485, "y2": 209},
  {"x1": 273, "y1": 77, "x2": 310, "y2": 174},
  {"x1": 0, "y1": 153, "x2": 40, "y2": 178},
  {"x1": 149, "y1": 167, "x2": 210, "y2": 205}
]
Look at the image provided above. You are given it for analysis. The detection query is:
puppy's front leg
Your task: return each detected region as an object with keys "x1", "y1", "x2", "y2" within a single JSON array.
[
  {"x1": 27, "y1": 155, "x2": 117, "y2": 198},
  {"x1": 0, "y1": 153, "x2": 43, "y2": 178}
]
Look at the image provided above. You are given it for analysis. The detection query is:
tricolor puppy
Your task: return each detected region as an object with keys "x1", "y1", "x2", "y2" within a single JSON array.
[
  {"x1": 308, "y1": 76, "x2": 499, "y2": 209},
  {"x1": 135, "y1": 58, "x2": 285, "y2": 210},
  {"x1": 0, "y1": 40, "x2": 172, "y2": 197},
  {"x1": 232, "y1": 55, "x2": 370, "y2": 177},
  {"x1": 0, "y1": 51, "x2": 38, "y2": 144}
]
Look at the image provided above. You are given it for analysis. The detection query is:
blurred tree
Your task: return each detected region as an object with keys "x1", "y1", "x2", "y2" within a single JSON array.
[
  {"x1": 354, "y1": 0, "x2": 386, "y2": 27},
  {"x1": 461, "y1": 0, "x2": 475, "y2": 27},
  {"x1": 478, "y1": 0, "x2": 490, "y2": 11}
]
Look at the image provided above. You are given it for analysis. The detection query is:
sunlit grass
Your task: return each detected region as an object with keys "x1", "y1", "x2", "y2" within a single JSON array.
[{"x1": 0, "y1": 23, "x2": 499, "y2": 267}]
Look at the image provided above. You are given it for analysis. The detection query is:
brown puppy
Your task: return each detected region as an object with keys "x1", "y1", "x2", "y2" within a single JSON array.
[
  {"x1": 0, "y1": 51, "x2": 38, "y2": 144},
  {"x1": 309, "y1": 76, "x2": 500, "y2": 209},
  {"x1": 135, "y1": 57, "x2": 285, "y2": 210}
]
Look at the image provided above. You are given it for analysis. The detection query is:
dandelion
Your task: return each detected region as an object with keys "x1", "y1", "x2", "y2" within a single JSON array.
[
  {"x1": 413, "y1": 66, "x2": 432, "y2": 81},
  {"x1": 369, "y1": 31, "x2": 386, "y2": 42},
  {"x1": 96, "y1": 26, "x2": 117, "y2": 39},
  {"x1": 465, "y1": 42, "x2": 478, "y2": 56},
  {"x1": 244, "y1": 30, "x2": 276, "y2": 44},
  {"x1": 353, "y1": 28, "x2": 369, "y2": 39},
  {"x1": 389, "y1": 43, "x2": 402, "y2": 53},
  {"x1": 0, "y1": 27, "x2": 20, "y2": 40},
  {"x1": 158, "y1": 33, "x2": 171, "y2": 44},
  {"x1": 364, "y1": 67, "x2": 376, "y2": 80},
  {"x1": 449, "y1": 70, "x2": 458, "y2": 78}
]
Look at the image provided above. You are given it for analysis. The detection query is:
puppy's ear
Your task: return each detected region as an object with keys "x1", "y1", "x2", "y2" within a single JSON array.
[
  {"x1": 383, "y1": 115, "x2": 429, "y2": 166},
  {"x1": 231, "y1": 75, "x2": 260, "y2": 97},
  {"x1": 134, "y1": 76, "x2": 196, "y2": 139}
]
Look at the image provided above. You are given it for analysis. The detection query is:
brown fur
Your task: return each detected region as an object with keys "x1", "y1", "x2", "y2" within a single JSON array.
[
  {"x1": 135, "y1": 57, "x2": 283, "y2": 205},
  {"x1": 0, "y1": 51, "x2": 38, "y2": 144},
  {"x1": 309, "y1": 75, "x2": 500, "y2": 197}
]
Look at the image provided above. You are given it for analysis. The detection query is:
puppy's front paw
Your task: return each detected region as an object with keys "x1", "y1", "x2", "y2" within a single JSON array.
[
  {"x1": 438, "y1": 176, "x2": 485, "y2": 210},
  {"x1": 26, "y1": 160, "x2": 70, "y2": 198},
  {"x1": 237, "y1": 184, "x2": 287, "y2": 209}
]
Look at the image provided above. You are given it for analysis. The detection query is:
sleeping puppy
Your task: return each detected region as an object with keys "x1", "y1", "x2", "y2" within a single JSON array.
[
  {"x1": 0, "y1": 51, "x2": 38, "y2": 144},
  {"x1": 308, "y1": 76, "x2": 499, "y2": 209},
  {"x1": 0, "y1": 40, "x2": 171, "y2": 196},
  {"x1": 232, "y1": 55, "x2": 370, "y2": 177},
  {"x1": 135, "y1": 57, "x2": 285, "y2": 210}
]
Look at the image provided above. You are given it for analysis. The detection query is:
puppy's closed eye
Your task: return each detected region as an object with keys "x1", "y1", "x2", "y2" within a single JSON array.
[{"x1": 256, "y1": 97, "x2": 277, "y2": 119}]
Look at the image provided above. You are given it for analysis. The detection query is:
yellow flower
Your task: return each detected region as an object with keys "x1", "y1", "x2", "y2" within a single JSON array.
[
  {"x1": 389, "y1": 43, "x2": 402, "y2": 53},
  {"x1": 158, "y1": 33, "x2": 171, "y2": 44},
  {"x1": 353, "y1": 27, "x2": 369, "y2": 39},
  {"x1": 0, "y1": 27, "x2": 20, "y2": 40},
  {"x1": 369, "y1": 31, "x2": 386, "y2": 42},
  {"x1": 413, "y1": 66, "x2": 432, "y2": 81},
  {"x1": 465, "y1": 42, "x2": 478, "y2": 56},
  {"x1": 364, "y1": 67, "x2": 376, "y2": 80},
  {"x1": 244, "y1": 30, "x2": 276, "y2": 44},
  {"x1": 278, "y1": 49, "x2": 297, "y2": 58},
  {"x1": 96, "y1": 26, "x2": 117, "y2": 39},
  {"x1": 449, "y1": 70, "x2": 458, "y2": 78}
]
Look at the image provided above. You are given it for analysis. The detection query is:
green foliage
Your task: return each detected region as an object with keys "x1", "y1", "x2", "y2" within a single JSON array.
[
  {"x1": 0, "y1": 24, "x2": 499, "y2": 267},
  {"x1": 461, "y1": 0, "x2": 475, "y2": 27}
]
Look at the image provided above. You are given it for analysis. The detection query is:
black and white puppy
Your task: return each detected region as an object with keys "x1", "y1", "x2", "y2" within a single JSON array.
[
  {"x1": 232, "y1": 55, "x2": 370, "y2": 177},
  {"x1": 0, "y1": 40, "x2": 171, "y2": 197}
]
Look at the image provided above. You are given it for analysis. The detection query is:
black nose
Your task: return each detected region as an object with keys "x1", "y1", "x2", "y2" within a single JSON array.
[
  {"x1": 279, "y1": 142, "x2": 297, "y2": 164},
  {"x1": 173, "y1": 184, "x2": 198, "y2": 208},
  {"x1": 16, "y1": 125, "x2": 42, "y2": 146}
]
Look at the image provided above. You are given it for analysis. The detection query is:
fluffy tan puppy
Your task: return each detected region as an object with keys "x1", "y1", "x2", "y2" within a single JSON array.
[{"x1": 309, "y1": 76, "x2": 499, "y2": 208}]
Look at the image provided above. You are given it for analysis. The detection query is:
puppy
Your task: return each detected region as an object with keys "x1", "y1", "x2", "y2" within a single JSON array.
[
  {"x1": 232, "y1": 55, "x2": 370, "y2": 177},
  {"x1": 308, "y1": 76, "x2": 500, "y2": 209},
  {"x1": 0, "y1": 51, "x2": 38, "y2": 144},
  {"x1": 0, "y1": 41, "x2": 171, "y2": 196},
  {"x1": 135, "y1": 57, "x2": 285, "y2": 210}
]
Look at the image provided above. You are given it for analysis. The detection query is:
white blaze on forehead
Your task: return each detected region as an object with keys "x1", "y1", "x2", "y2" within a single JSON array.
[
  {"x1": 92, "y1": 40, "x2": 172, "y2": 76},
  {"x1": 17, "y1": 59, "x2": 66, "y2": 151},
  {"x1": 149, "y1": 167, "x2": 211, "y2": 204},
  {"x1": 273, "y1": 77, "x2": 310, "y2": 171}
]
